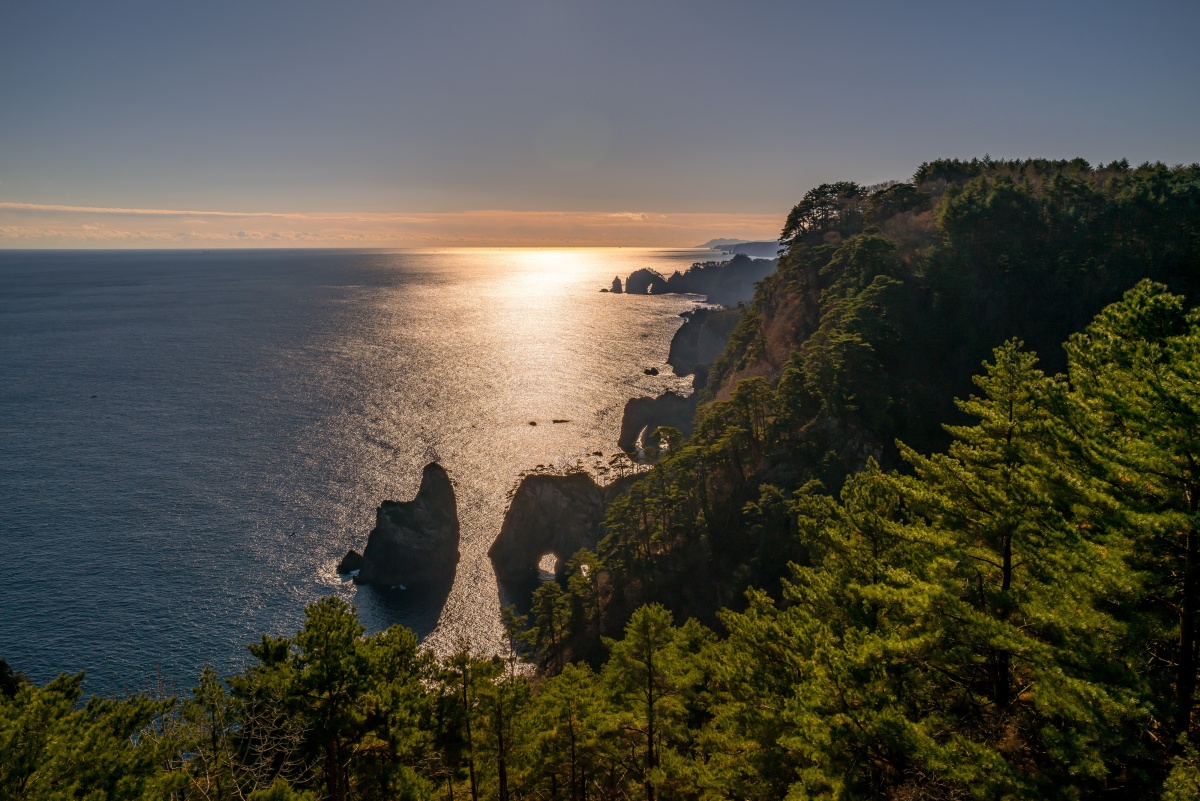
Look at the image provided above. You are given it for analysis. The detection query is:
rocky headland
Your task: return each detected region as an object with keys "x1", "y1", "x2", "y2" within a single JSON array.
[
  {"x1": 619, "y1": 253, "x2": 776, "y2": 307},
  {"x1": 489, "y1": 471, "x2": 638, "y2": 586},
  {"x1": 341, "y1": 462, "x2": 460, "y2": 588}
]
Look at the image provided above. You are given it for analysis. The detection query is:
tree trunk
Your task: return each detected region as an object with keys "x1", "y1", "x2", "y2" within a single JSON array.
[
  {"x1": 568, "y1": 711, "x2": 578, "y2": 801},
  {"x1": 645, "y1": 647, "x2": 656, "y2": 801},
  {"x1": 995, "y1": 531, "x2": 1013, "y2": 709},
  {"x1": 462, "y1": 669, "x2": 478, "y2": 801},
  {"x1": 497, "y1": 703, "x2": 509, "y2": 801},
  {"x1": 325, "y1": 740, "x2": 341, "y2": 801},
  {"x1": 1177, "y1": 525, "x2": 1199, "y2": 737}
]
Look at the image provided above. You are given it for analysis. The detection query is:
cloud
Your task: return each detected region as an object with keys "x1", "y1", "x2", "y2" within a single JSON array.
[{"x1": 0, "y1": 202, "x2": 782, "y2": 248}]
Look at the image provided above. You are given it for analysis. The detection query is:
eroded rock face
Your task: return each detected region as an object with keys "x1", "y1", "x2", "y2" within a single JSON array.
[
  {"x1": 610, "y1": 276, "x2": 623, "y2": 293},
  {"x1": 667, "y1": 307, "x2": 743, "y2": 378},
  {"x1": 337, "y1": 550, "x2": 363, "y2": 574},
  {"x1": 625, "y1": 268, "x2": 670, "y2": 295},
  {"x1": 617, "y1": 391, "x2": 697, "y2": 453},
  {"x1": 489, "y1": 472, "x2": 636, "y2": 585},
  {"x1": 357, "y1": 463, "x2": 460, "y2": 588}
]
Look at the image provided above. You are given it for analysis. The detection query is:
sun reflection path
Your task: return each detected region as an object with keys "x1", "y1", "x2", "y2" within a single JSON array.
[{"x1": 334, "y1": 248, "x2": 715, "y2": 659}]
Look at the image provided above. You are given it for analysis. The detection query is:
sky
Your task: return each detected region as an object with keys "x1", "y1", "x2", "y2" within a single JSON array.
[{"x1": 1, "y1": 0, "x2": 1197, "y2": 248}]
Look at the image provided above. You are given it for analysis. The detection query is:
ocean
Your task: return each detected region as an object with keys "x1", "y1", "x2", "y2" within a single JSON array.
[{"x1": 0, "y1": 248, "x2": 709, "y2": 696}]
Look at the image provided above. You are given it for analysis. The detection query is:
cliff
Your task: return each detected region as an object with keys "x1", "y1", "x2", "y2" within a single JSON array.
[
  {"x1": 666, "y1": 307, "x2": 744, "y2": 381},
  {"x1": 617, "y1": 391, "x2": 697, "y2": 454},
  {"x1": 348, "y1": 463, "x2": 460, "y2": 588},
  {"x1": 489, "y1": 472, "x2": 637, "y2": 585}
]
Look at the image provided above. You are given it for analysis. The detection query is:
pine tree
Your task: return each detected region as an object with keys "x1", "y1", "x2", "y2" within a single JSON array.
[{"x1": 1065, "y1": 280, "x2": 1200, "y2": 742}]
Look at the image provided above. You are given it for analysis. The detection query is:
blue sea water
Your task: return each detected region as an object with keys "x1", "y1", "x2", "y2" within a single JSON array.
[{"x1": 0, "y1": 248, "x2": 708, "y2": 696}]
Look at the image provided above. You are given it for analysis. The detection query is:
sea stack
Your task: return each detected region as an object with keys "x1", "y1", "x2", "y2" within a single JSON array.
[
  {"x1": 610, "y1": 276, "x2": 623, "y2": 294},
  {"x1": 351, "y1": 463, "x2": 460, "y2": 588}
]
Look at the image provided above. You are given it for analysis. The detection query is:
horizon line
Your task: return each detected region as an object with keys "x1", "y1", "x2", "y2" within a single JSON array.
[{"x1": 0, "y1": 201, "x2": 784, "y2": 249}]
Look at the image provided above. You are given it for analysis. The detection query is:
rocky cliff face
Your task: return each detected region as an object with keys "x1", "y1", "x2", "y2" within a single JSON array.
[
  {"x1": 667, "y1": 307, "x2": 744, "y2": 379},
  {"x1": 617, "y1": 391, "x2": 697, "y2": 453},
  {"x1": 489, "y1": 472, "x2": 637, "y2": 585},
  {"x1": 350, "y1": 463, "x2": 460, "y2": 588},
  {"x1": 624, "y1": 268, "x2": 671, "y2": 295}
]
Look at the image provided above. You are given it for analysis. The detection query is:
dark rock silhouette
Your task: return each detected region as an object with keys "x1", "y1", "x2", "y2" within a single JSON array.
[
  {"x1": 356, "y1": 463, "x2": 460, "y2": 588},
  {"x1": 667, "y1": 307, "x2": 744, "y2": 378},
  {"x1": 618, "y1": 391, "x2": 697, "y2": 453},
  {"x1": 610, "y1": 276, "x2": 623, "y2": 293},
  {"x1": 489, "y1": 472, "x2": 637, "y2": 585},
  {"x1": 337, "y1": 549, "x2": 363, "y2": 574},
  {"x1": 0, "y1": 659, "x2": 17, "y2": 699},
  {"x1": 644, "y1": 367, "x2": 659, "y2": 375},
  {"x1": 622, "y1": 254, "x2": 776, "y2": 306},
  {"x1": 624, "y1": 268, "x2": 671, "y2": 295}
]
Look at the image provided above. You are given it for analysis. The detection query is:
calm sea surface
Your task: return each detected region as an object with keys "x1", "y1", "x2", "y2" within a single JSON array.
[{"x1": 0, "y1": 248, "x2": 708, "y2": 696}]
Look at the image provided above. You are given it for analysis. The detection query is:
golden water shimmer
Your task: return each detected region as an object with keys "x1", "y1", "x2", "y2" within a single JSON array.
[
  {"x1": 311, "y1": 249, "x2": 702, "y2": 656},
  {"x1": 0, "y1": 247, "x2": 712, "y2": 692}
]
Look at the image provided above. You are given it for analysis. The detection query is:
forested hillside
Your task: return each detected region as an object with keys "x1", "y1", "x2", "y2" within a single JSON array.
[
  {"x1": 584, "y1": 159, "x2": 1200, "y2": 633},
  {"x1": 4, "y1": 158, "x2": 1200, "y2": 800}
]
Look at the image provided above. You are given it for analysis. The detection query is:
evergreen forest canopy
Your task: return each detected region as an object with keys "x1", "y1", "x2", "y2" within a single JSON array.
[{"x1": 4, "y1": 157, "x2": 1200, "y2": 800}]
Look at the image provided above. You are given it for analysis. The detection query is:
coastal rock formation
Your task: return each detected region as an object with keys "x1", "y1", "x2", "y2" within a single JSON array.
[
  {"x1": 622, "y1": 254, "x2": 776, "y2": 306},
  {"x1": 0, "y1": 659, "x2": 16, "y2": 699},
  {"x1": 337, "y1": 549, "x2": 363, "y2": 574},
  {"x1": 489, "y1": 472, "x2": 637, "y2": 585},
  {"x1": 624, "y1": 268, "x2": 671, "y2": 295},
  {"x1": 355, "y1": 463, "x2": 460, "y2": 588},
  {"x1": 667, "y1": 307, "x2": 744, "y2": 378},
  {"x1": 610, "y1": 276, "x2": 623, "y2": 293},
  {"x1": 618, "y1": 391, "x2": 697, "y2": 453}
]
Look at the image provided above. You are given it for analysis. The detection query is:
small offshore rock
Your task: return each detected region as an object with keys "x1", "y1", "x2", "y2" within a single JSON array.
[
  {"x1": 552, "y1": 419, "x2": 570, "y2": 423},
  {"x1": 644, "y1": 367, "x2": 659, "y2": 375},
  {"x1": 610, "y1": 276, "x2": 623, "y2": 294},
  {"x1": 529, "y1": 421, "x2": 537, "y2": 426}
]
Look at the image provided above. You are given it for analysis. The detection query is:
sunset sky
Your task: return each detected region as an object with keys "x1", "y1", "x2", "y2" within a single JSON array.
[{"x1": 2, "y1": 0, "x2": 1197, "y2": 247}]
